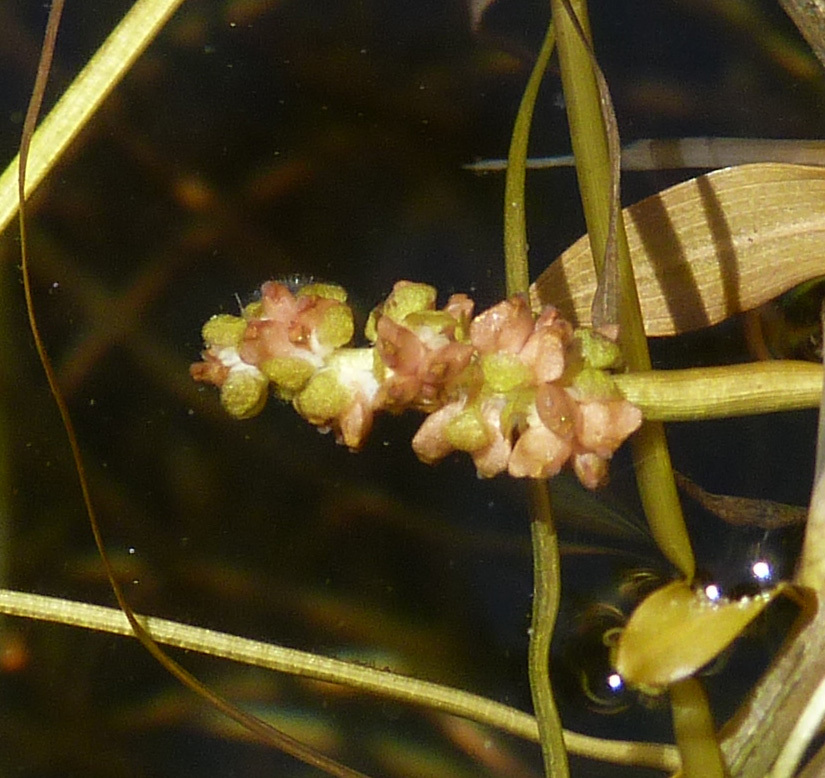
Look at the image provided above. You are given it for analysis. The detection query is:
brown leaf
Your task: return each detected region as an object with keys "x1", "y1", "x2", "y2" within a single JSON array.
[
  {"x1": 675, "y1": 471, "x2": 807, "y2": 529},
  {"x1": 531, "y1": 163, "x2": 825, "y2": 336}
]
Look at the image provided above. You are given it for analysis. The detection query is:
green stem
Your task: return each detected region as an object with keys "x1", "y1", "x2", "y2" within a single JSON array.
[
  {"x1": 550, "y1": 0, "x2": 695, "y2": 579},
  {"x1": 616, "y1": 361, "x2": 822, "y2": 420},
  {"x1": 0, "y1": 587, "x2": 680, "y2": 771},
  {"x1": 0, "y1": 0, "x2": 189, "y2": 236},
  {"x1": 503, "y1": 19, "x2": 555, "y2": 298},
  {"x1": 528, "y1": 485, "x2": 570, "y2": 778},
  {"x1": 502, "y1": 14, "x2": 568, "y2": 776},
  {"x1": 671, "y1": 678, "x2": 726, "y2": 778}
]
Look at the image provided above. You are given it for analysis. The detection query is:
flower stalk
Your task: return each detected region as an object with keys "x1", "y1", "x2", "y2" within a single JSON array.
[{"x1": 501, "y1": 14, "x2": 568, "y2": 777}]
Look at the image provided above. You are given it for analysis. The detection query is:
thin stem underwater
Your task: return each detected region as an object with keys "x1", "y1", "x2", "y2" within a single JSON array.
[
  {"x1": 0, "y1": 587, "x2": 681, "y2": 772},
  {"x1": 503, "y1": 18, "x2": 555, "y2": 298},
  {"x1": 528, "y1": 488, "x2": 569, "y2": 778},
  {"x1": 0, "y1": 0, "x2": 189, "y2": 234},
  {"x1": 15, "y1": 4, "x2": 372, "y2": 776},
  {"x1": 502, "y1": 13, "x2": 569, "y2": 776}
]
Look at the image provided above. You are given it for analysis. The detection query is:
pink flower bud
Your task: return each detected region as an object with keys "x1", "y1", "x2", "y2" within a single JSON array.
[
  {"x1": 535, "y1": 383, "x2": 577, "y2": 440},
  {"x1": 575, "y1": 400, "x2": 643, "y2": 458},
  {"x1": 470, "y1": 296, "x2": 534, "y2": 354},
  {"x1": 508, "y1": 426, "x2": 573, "y2": 479}
]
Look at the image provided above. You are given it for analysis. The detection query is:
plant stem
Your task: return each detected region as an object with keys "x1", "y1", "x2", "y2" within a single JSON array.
[
  {"x1": 721, "y1": 602, "x2": 825, "y2": 777},
  {"x1": 0, "y1": 0, "x2": 188, "y2": 235},
  {"x1": 504, "y1": 19, "x2": 555, "y2": 298},
  {"x1": 550, "y1": 0, "x2": 694, "y2": 579},
  {"x1": 502, "y1": 13, "x2": 568, "y2": 775},
  {"x1": 615, "y1": 361, "x2": 822, "y2": 420},
  {"x1": 528, "y1": 484, "x2": 570, "y2": 778},
  {"x1": 0, "y1": 588, "x2": 681, "y2": 771},
  {"x1": 797, "y1": 311, "x2": 825, "y2": 591},
  {"x1": 671, "y1": 678, "x2": 726, "y2": 778}
]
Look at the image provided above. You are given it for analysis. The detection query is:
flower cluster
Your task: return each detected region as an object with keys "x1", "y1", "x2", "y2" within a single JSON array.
[{"x1": 190, "y1": 279, "x2": 642, "y2": 488}]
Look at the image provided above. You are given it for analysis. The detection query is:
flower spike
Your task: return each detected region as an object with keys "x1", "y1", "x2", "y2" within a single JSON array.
[{"x1": 191, "y1": 279, "x2": 642, "y2": 487}]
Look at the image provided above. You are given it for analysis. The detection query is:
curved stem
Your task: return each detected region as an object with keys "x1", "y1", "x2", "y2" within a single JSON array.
[
  {"x1": 528, "y1": 485, "x2": 570, "y2": 778},
  {"x1": 0, "y1": 587, "x2": 680, "y2": 772},
  {"x1": 502, "y1": 13, "x2": 568, "y2": 777},
  {"x1": 670, "y1": 678, "x2": 725, "y2": 778}
]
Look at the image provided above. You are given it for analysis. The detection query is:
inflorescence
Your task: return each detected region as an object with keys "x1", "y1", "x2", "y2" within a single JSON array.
[{"x1": 190, "y1": 280, "x2": 642, "y2": 488}]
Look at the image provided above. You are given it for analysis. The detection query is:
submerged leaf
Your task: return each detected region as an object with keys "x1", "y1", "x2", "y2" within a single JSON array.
[
  {"x1": 613, "y1": 579, "x2": 786, "y2": 691},
  {"x1": 532, "y1": 163, "x2": 825, "y2": 336},
  {"x1": 464, "y1": 137, "x2": 825, "y2": 173},
  {"x1": 675, "y1": 471, "x2": 807, "y2": 529}
]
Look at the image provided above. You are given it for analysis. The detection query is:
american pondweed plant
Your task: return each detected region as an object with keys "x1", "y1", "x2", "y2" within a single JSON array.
[{"x1": 2, "y1": 0, "x2": 825, "y2": 775}]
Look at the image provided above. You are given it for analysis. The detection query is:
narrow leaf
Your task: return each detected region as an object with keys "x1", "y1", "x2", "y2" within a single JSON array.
[
  {"x1": 0, "y1": 0, "x2": 190, "y2": 237},
  {"x1": 556, "y1": 0, "x2": 623, "y2": 331},
  {"x1": 464, "y1": 137, "x2": 825, "y2": 172},
  {"x1": 675, "y1": 471, "x2": 807, "y2": 529}
]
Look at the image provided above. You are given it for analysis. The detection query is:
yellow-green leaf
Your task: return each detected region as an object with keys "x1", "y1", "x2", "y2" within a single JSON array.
[
  {"x1": 613, "y1": 579, "x2": 786, "y2": 691},
  {"x1": 532, "y1": 163, "x2": 825, "y2": 336}
]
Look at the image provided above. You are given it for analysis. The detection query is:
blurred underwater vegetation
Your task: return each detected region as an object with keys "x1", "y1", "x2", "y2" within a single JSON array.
[{"x1": 0, "y1": 0, "x2": 821, "y2": 775}]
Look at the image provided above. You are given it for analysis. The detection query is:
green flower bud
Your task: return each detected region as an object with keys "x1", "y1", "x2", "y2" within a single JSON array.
[
  {"x1": 294, "y1": 370, "x2": 352, "y2": 425},
  {"x1": 220, "y1": 367, "x2": 268, "y2": 419},
  {"x1": 297, "y1": 283, "x2": 348, "y2": 302},
  {"x1": 316, "y1": 304, "x2": 355, "y2": 348},
  {"x1": 445, "y1": 407, "x2": 490, "y2": 452},
  {"x1": 202, "y1": 314, "x2": 247, "y2": 348},
  {"x1": 573, "y1": 367, "x2": 618, "y2": 401},
  {"x1": 260, "y1": 357, "x2": 316, "y2": 395},
  {"x1": 404, "y1": 310, "x2": 456, "y2": 334},
  {"x1": 481, "y1": 353, "x2": 532, "y2": 393},
  {"x1": 383, "y1": 282, "x2": 437, "y2": 324},
  {"x1": 243, "y1": 300, "x2": 264, "y2": 320},
  {"x1": 575, "y1": 328, "x2": 622, "y2": 370}
]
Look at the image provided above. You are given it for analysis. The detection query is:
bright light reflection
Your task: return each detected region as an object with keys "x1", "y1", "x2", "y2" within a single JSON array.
[
  {"x1": 704, "y1": 583, "x2": 722, "y2": 601},
  {"x1": 752, "y1": 560, "x2": 772, "y2": 582},
  {"x1": 607, "y1": 673, "x2": 624, "y2": 692}
]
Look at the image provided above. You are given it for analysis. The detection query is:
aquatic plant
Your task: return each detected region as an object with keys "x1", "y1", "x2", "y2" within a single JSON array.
[{"x1": 2, "y1": 1, "x2": 825, "y2": 776}]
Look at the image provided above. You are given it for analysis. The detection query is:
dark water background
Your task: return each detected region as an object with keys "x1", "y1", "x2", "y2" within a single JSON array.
[{"x1": 0, "y1": 1, "x2": 821, "y2": 775}]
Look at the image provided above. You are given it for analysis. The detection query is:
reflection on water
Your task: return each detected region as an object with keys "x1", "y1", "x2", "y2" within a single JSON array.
[{"x1": 0, "y1": 0, "x2": 821, "y2": 775}]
